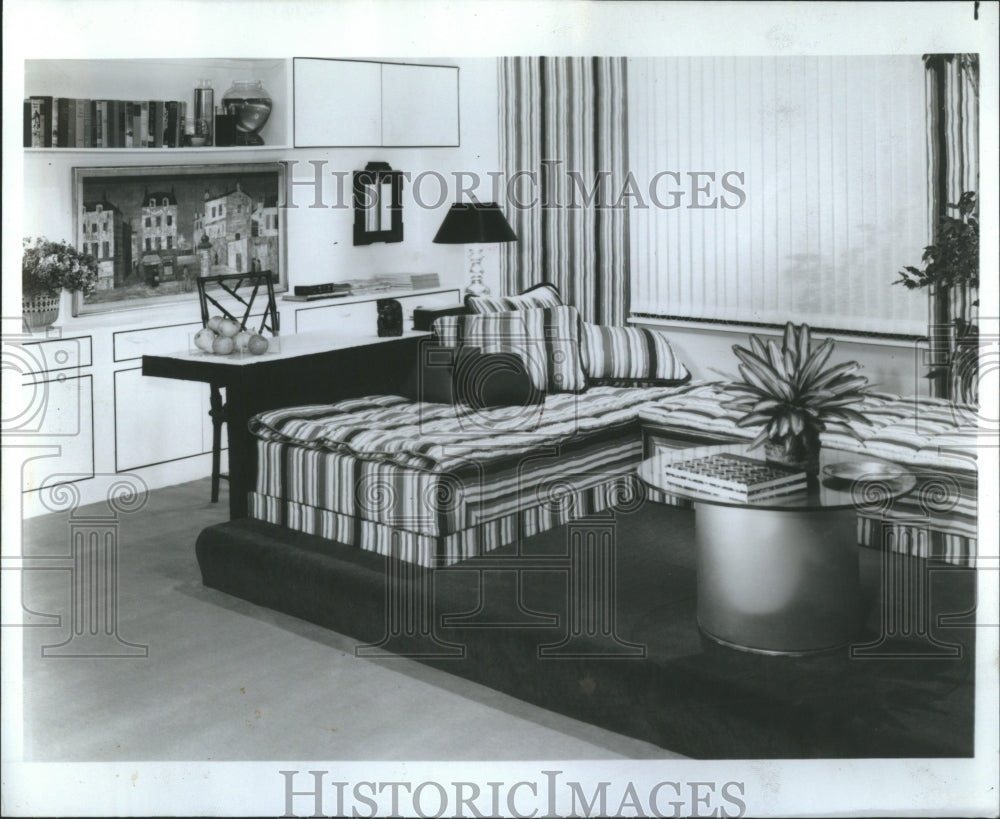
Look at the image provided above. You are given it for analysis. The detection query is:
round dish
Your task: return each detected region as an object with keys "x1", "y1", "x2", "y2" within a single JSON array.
[{"x1": 822, "y1": 460, "x2": 909, "y2": 486}]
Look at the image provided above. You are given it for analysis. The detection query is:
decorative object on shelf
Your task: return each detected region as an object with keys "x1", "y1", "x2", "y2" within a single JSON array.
[
  {"x1": 723, "y1": 322, "x2": 870, "y2": 479},
  {"x1": 221, "y1": 79, "x2": 272, "y2": 146},
  {"x1": 21, "y1": 236, "x2": 98, "y2": 331},
  {"x1": 353, "y1": 162, "x2": 404, "y2": 245},
  {"x1": 377, "y1": 299, "x2": 404, "y2": 337},
  {"x1": 193, "y1": 79, "x2": 214, "y2": 146},
  {"x1": 213, "y1": 106, "x2": 237, "y2": 147},
  {"x1": 894, "y1": 190, "x2": 979, "y2": 403},
  {"x1": 72, "y1": 163, "x2": 286, "y2": 314},
  {"x1": 433, "y1": 202, "x2": 517, "y2": 297}
]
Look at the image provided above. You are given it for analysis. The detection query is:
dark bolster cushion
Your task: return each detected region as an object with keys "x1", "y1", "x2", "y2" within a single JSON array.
[
  {"x1": 412, "y1": 304, "x2": 471, "y2": 331},
  {"x1": 404, "y1": 344, "x2": 540, "y2": 407}
]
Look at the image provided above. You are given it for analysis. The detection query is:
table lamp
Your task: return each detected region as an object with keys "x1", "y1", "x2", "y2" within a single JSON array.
[{"x1": 433, "y1": 202, "x2": 517, "y2": 296}]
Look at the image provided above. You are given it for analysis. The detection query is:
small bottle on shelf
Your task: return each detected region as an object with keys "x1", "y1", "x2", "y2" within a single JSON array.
[{"x1": 193, "y1": 79, "x2": 214, "y2": 146}]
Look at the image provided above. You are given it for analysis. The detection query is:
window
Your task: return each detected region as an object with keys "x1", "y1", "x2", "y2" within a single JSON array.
[
  {"x1": 145, "y1": 217, "x2": 151, "y2": 228},
  {"x1": 627, "y1": 56, "x2": 929, "y2": 335},
  {"x1": 166, "y1": 214, "x2": 173, "y2": 226},
  {"x1": 102, "y1": 241, "x2": 109, "y2": 258},
  {"x1": 166, "y1": 236, "x2": 173, "y2": 249},
  {"x1": 145, "y1": 238, "x2": 151, "y2": 251},
  {"x1": 156, "y1": 216, "x2": 161, "y2": 227}
]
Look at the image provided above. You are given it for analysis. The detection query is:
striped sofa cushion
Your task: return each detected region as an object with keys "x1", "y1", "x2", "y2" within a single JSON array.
[
  {"x1": 464, "y1": 282, "x2": 562, "y2": 314},
  {"x1": 581, "y1": 322, "x2": 691, "y2": 386},
  {"x1": 432, "y1": 305, "x2": 587, "y2": 393}
]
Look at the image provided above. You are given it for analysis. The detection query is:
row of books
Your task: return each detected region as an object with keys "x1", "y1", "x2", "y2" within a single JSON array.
[
  {"x1": 23, "y1": 97, "x2": 192, "y2": 149},
  {"x1": 660, "y1": 453, "x2": 807, "y2": 501}
]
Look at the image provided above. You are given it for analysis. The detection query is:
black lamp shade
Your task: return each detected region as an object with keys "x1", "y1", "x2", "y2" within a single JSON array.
[{"x1": 433, "y1": 202, "x2": 518, "y2": 244}]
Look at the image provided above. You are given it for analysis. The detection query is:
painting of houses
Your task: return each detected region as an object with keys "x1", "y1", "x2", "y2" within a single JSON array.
[{"x1": 74, "y1": 163, "x2": 284, "y2": 309}]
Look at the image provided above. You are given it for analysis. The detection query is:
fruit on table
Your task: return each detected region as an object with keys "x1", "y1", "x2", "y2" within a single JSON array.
[
  {"x1": 194, "y1": 328, "x2": 217, "y2": 353},
  {"x1": 207, "y1": 316, "x2": 225, "y2": 333},
  {"x1": 247, "y1": 334, "x2": 269, "y2": 355},
  {"x1": 212, "y1": 335, "x2": 236, "y2": 355},
  {"x1": 233, "y1": 330, "x2": 251, "y2": 352}
]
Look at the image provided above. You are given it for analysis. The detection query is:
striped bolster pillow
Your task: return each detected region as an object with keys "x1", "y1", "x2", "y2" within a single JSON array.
[
  {"x1": 464, "y1": 282, "x2": 562, "y2": 314},
  {"x1": 580, "y1": 322, "x2": 691, "y2": 386},
  {"x1": 432, "y1": 304, "x2": 587, "y2": 393}
]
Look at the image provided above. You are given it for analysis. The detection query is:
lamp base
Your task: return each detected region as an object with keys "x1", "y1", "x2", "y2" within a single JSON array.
[
  {"x1": 464, "y1": 280, "x2": 491, "y2": 297},
  {"x1": 464, "y1": 246, "x2": 490, "y2": 297}
]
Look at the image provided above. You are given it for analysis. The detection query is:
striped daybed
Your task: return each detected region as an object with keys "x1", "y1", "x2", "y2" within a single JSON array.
[
  {"x1": 247, "y1": 380, "x2": 979, "y2": 568},
  {"x1": 245, "y1": 281, "x2": 978, "y2": 568}
]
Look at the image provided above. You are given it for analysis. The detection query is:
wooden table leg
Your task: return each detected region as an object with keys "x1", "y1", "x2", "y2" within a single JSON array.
[{"x1": 222, "y1": 382, "x2": 255, "y2": 520}]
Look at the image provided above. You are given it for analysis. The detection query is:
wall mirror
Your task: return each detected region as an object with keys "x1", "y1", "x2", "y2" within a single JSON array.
[{"x1": 353, "y1": 162, "x2": 403, "y2": 245}]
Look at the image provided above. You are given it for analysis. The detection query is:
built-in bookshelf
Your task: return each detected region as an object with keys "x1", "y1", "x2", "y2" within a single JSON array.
[{"x1": 23, "y1": 58, "x2": 291, "y2": 152}]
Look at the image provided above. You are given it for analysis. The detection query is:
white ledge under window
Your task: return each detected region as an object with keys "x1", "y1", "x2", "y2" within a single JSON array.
[{"x1": 628, "y1": 315, "x2": 928, "y2": 350}]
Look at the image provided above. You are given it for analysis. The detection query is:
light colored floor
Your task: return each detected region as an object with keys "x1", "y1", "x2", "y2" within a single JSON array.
[{"x1": 15, "y1": 478, "x2": 680, "y2": 761}]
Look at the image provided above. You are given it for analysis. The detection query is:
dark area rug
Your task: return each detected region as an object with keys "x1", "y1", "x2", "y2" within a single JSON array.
[{"x1": 196, "y1": 503, "x2": 976, "y2": 759}]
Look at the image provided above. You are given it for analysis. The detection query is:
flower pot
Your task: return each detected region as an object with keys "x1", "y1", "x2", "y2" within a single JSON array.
[
  {"x1": 764, "y1": 434, "x2": 821, "y2": 483},
  {"x1": 22, "y1": 295, "x2": 60, "y2": 331}
]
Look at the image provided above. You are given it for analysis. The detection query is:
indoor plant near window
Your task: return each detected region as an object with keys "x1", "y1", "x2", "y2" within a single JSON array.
[
  {"x1": 894, "y1": 191, "x2": 979, "y2": 402},
  {"x1": 22, "y1": 237, "x2": 98, "y2": 331},
  {"x1": 724, "y1": 322, "x2": 870, "y2": 478}
]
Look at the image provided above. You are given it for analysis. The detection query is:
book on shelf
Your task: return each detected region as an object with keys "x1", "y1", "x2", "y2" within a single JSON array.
[
  {"x1": 25, "y1": 96, "x2": 52, "y2": 147},
  {"x1": 660, "y1": 452, "x2": 807, "y2": 501},
  {"x1": 23, "y1": 96, "x2": 195, "y2": 148}
]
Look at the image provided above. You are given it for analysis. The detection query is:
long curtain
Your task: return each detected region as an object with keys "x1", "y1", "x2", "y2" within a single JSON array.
[
  {"x1": 925, "y1": 54, "x2": 979, "y2": 399},
  {"x1": 498, "y1": 57, "x2": 630, "y2": 326}
]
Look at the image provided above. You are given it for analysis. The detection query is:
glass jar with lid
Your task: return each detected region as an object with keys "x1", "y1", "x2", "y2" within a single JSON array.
[{"x1": 221, "y1": 79, "x2": 272, "y2": 145}]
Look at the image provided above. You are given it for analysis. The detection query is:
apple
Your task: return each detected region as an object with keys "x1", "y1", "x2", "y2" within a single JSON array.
[
  {"x1": 207, "y1": 315, "x2": 225, "y2": 333},
  {"x1": 233, "y1": 330, "x2": 251, "y2": 352},
  {"x1": 194, "y1": 328, "x2": 217, "y2": 353},
  {"x1": 247, "y1": 334, "x2": 269, "y2": 355},
  {"x1": 212, "y1": 335, "x2": 235, "y2": 355},
  {"x1": 218, "y1": 318, "x2": 241, "y2": 338}
]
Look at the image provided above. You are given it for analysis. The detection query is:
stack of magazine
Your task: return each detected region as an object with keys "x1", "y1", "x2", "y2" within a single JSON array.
[{"x1": 661, "y1": 453, "x2": 807, "y2": 501}]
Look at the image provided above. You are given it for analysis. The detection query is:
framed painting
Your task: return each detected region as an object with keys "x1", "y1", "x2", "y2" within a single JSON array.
[{"x1": 72, "y1": 162, "x2": 286, "y2": 314}]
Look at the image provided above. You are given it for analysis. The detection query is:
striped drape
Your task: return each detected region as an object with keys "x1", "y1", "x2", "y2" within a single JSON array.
[
  {"x1": 498, "y1": 57, "x2": 630, "y2": 326},
  {"x1": 924, "y1": 54, "x2": 979, "y2": 399}
]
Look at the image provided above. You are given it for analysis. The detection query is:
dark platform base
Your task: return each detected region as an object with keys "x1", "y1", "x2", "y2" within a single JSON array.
[{"x1": 196, "y1": 506, "x2": 976, "y2": 759}]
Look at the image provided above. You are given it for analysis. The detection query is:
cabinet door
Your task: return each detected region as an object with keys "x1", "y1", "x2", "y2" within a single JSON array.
[
  {"x1": 381, "y1": 63, "x2": 459, "y2": 147},
  {"x1": 20, "y1": 374, "x2": 95, "y2": 492},
  {"x1": 294, "y1": 58, "x2": 381, "y2": 147},
  {"x1": 114, "y1": 368, "x2": 211, "y2": 472}
]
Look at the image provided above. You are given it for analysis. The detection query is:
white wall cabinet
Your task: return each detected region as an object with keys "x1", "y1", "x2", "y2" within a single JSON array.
[{"x1": 294, "y1": 58, "x2": 459, "y2": 147}]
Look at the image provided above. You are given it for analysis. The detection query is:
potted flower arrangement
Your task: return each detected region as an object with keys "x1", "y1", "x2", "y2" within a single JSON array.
[
  {"x1": 723, "y1": 322, "x2": 870, "y2": 477},
  {"x1": 22, "y1": 237, "x2": 98, "y2": 330}
]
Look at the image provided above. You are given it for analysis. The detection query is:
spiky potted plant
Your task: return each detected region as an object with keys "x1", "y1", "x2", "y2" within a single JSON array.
[{"x1": 723, "y1": 322, "x2": 870, "y2": 477}]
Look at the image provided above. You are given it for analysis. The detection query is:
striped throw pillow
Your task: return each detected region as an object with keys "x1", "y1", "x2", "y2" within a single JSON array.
[
  {"x1": 580, "y1": 322, "x2": 690, "y2": 386},
  {"x1": 464, "y1": 282, "x2": 562, "y2": 314},
  {"x1": 432, "y1": 305, "x2": 586, "y2": 393}
]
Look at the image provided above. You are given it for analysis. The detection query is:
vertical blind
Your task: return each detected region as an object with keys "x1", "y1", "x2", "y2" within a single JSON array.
[{"x1": 628, "y1": 56, "x2": 930, "y2": 335}]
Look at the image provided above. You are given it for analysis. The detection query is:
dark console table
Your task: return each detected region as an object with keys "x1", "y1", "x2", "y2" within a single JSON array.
[{"x1": 143, "y1": 331, "x2": 427, "y2": 519}]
